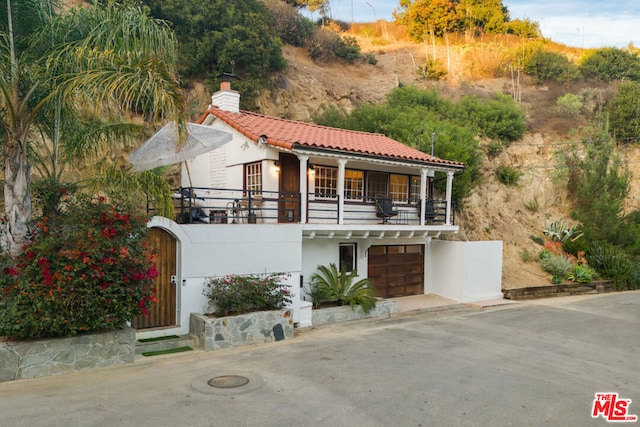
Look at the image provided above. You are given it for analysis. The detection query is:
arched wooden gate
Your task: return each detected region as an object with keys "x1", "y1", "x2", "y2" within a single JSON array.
[{"x1": 132, "y1": 227, "x2": 177, "y2": 330}]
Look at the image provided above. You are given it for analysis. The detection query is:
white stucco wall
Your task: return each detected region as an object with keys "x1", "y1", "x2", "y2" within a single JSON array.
[
  {"x1": 300, "y1": 238, "x2": 371, "y2": 300},
  {"x1": 181, "y1": 121, "x2": 280, "y2": 192},
  {"x1": 428, "y1": 240, "x2": 503, "y2": 302},
  {"x1": 143, "y1": 218, "x2": 303, "y2": 337}
]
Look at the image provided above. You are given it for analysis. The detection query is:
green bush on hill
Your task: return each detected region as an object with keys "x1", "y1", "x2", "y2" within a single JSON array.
[{"x1": 579, "y1": 47, "x2": 640, "y2": 82}]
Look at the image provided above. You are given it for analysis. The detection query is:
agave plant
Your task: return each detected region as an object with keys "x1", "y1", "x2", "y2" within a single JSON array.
[
  {"x1": 309, "y1": 263, "x2": 377, "y2": 313},
  {"x1": 544, "y1": 219, "x2": 584, "y2": 243}
]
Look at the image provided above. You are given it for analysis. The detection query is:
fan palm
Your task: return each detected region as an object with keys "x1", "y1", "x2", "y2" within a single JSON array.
[
  {"x1": 0, "y1": 0, "x2": 186, "y2": 254},
  {"x1": 309, "y1": 263, "x2": 377, "y2": 313}
]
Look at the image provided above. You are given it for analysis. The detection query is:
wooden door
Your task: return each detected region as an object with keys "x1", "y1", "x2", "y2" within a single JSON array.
[
  {"x1": 278, "y1": 153, "x2": 301, "y2": 223},
  {"x1": 368, "y1": 245, "x2": 424, "y2": 298},
  {"x1": 132, "y1": 227, "x2": 177, "y2": 329}
]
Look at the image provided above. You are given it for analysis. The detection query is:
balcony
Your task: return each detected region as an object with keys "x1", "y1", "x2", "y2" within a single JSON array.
[{"x1": 155, "y1": 187, "x2": 456, "y2": 231}]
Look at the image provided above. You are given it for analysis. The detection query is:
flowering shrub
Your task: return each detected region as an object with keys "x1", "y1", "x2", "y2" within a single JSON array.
[
  {"x1": 203, "y1": 273, "x2": 292, "y2": 317},
  {"x1": 0, "y1": 195, "x2": 157, "y2": 339}
]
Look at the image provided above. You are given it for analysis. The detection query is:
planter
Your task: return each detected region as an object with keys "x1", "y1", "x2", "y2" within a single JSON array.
[
  {"x1": 311, "y1": 299, "x2": 398, "y2": 327},
  {"x1": 503, "y1": 280, "x2": 615, "y2": 300},
  {"x1": 0, "y1": 326, "x2": 135, "y2": 383},
  {"x1": 190, "y1": 309, "x2": 294, "y2": 351}
]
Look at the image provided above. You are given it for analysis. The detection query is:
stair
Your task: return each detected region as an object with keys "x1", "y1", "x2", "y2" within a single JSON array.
[{"x1": 135, "y1": 335, "x2": 195, "y2": 355}]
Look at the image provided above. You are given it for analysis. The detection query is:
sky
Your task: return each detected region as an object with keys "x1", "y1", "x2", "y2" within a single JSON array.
[{"x1": 327, "y1": 0, "x2": 640, "y2": 49}]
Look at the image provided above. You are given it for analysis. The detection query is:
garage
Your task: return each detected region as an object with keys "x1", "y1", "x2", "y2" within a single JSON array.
[{"x1": 367, "y1": 244, "x2": 424, "y2": 298}]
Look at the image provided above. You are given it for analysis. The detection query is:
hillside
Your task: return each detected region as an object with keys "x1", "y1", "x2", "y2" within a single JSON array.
[{"x1": 235, "y1": 43, "x2": 640, "y2": 290}]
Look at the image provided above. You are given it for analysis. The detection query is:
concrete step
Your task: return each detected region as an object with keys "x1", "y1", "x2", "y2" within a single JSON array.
[{"x1": 135, "y1": 335, "x2": 194, "y2": 355}]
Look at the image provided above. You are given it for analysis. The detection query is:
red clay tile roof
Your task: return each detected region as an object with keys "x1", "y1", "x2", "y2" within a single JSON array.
[{"x1": 198, "y1": 106, "x2": 464, "y2": 168}]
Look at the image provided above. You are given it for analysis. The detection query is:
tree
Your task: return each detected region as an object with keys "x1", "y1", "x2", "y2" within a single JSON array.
[
  {"x1": 141, "y1": 0, "x2": 286, "y2": 104},
  {"x1": 566, "y1": 132, "x2": 630, "y2": 246},
  {"x1": 396, "y1": 0, "x2": 460, "y2": 40},
  {"x1": 0, "y1": 1, "x2": 186, "y2": 254},
  {"x1": 608, "y1": 81, "x2": 640, "y2": 143}
]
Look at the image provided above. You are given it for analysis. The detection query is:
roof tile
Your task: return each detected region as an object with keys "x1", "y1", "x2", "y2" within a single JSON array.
[{"x1": 199, "y1": 107, "x2": 464, "y2": 168}]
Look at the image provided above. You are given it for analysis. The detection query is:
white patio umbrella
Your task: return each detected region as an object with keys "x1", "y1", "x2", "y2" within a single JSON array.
[{"x1": 129, "y1": 122, "x2": 233, "y2": 171}]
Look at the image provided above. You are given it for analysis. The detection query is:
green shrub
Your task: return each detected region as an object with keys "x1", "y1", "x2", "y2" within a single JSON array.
[
  {"x1": 264, "y1": 0, "x2": 315, "y2": 47},
  {"x1": 523, "y1": 49, "x2": 575, "y2": 85},
  {"x1": 579, "y1": 47, "x2": 640, "y2": 82},
  {"x1": 455, "y1": 94, "x2": 527, "y2": 141},
  {"x1": 496, "y1": 165, "x2": 522, "y2": 185},
  {"x1": 556, "y1": 94, "x2": 582, "y2": 117},
  {"x1": 418, "y1": 59, "x2": 447, "y2": 80},
  {"x1": 530, "y1": 235, "x2": 545, "y2": 245},
  {"x1": 486, "y1": 140, "x2": 505, "y2": 159},
  {"x1": 538, "y1": 249, "x2": 552, "y2": 260},
  {"x1": 607, "y1": 81, "x2": 640, "y2": 143},
  {"x1": 628, "y1": 262, "x2": 640, "y2": 290},
  {"x1": 524, "y1": 198, "x2": 539, "y2": 213},
  {"x1": 521, "y1": 249, "x2": 534, "y2": 263},
  {"x1": 335, "y1": 36, "x2": 361, "y2": 63},
  {"x1": 203, "y1": 273, "x2": 292, "y2": 317},
  {"x1": 567, "y1": 264, "x2": 595, "y2": 283},
  {"x1": 562, "y1": 236, "x2": 590, "y2": 258},
  {"x1": 0, "y1": 196, "x2": 156, "y2": 339},
  {"x1": 586, "y1": 241, "x2": 632, "y2": 289},
  {"x1": 309, "y1": 263, "x2": 377, "y2": 313},
  {"x1": 363, "y1": 52, "x2": 378, "y2": 65},
  {"x1": 541, "y1": 254, "x2": 573, "y2": 278}
]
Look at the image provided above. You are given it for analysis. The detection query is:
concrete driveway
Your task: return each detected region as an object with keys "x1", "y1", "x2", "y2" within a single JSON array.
[{"x1": 0, "y1": 291, "x2": 638, "y2": 427}]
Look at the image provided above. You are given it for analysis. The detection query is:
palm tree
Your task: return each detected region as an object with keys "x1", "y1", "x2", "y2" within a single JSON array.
[
  {"x1": 309, "y1": 263, "x2": 378, "y2": 313},
  {"x1": 0, "y1": 0, "x2": 186, "y2": 254}
]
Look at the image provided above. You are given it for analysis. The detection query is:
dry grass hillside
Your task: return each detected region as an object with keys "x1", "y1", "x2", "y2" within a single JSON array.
[{"x1": 236, "y1": 40, "x2": 640, "y2": 291}]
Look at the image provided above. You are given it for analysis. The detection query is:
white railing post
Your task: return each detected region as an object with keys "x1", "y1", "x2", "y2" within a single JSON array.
[
  {"x1": 298, "y1": 155, "x2": 309, "y2": 223},
  {"x1": 420, "y1": 168, "x2": 428, "y2": 226},
  {"x1": 337, "y1": 159, "x2": 346, "y2": 225},
  {"x1": 445, "y1": 170, "x2": 454, "y2": 225}
]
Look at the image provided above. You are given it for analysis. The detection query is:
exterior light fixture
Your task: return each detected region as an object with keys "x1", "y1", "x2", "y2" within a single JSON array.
[{"x1": 274, "y1": 160, "x2": 280, "y2": 172}]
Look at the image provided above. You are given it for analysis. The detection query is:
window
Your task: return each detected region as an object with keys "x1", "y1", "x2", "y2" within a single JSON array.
[
  {"x1": 366, "y1": 172, "x2": 388, "y2": 201},
  {"x1": 339, "y1": 243, "x2": 357, "y2": 273},
  {"x1": 245, "y1": 161, "x2": 262, "y2": 194},
  {"x1": 410, "y1": 176, "x2": 421, "y2": 204},
  {"x1": 389, "y1": 174, "x2": 409, "y2": 203},
  {"x1": 315, "y1": 166, "x2": 338, "y2": 199},
  {"x1": 344, "y1": 169, "x2": 364, "y2": 201}
]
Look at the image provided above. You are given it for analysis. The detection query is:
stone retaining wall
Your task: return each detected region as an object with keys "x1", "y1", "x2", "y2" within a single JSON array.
[
  {"x1": 503, "y1": 281, "x2": 614, "y2": 300},
  {"x1": 311, "y1": 300, "x2": 398, "y2": 327},
  {"x1": 190, "y1": 309, "x2": 294, "y2": 351},
  {"x1": 0, "y1": 327, "x2": 135, "y2": 382}
]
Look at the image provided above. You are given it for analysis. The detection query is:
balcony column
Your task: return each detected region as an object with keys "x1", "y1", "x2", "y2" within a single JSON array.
[
  {"x1": 298, "y1": 155, "x2": 309, "y2": 224},
  {"x1": 337, "y1": 158, "x2": 347, "y2": 225},
  {"x1": 445, "y1": 170, "x2": 454, "y2": 225},
  {"x1": 420, "y1": 168, "x2": 428, "y2": 226}
]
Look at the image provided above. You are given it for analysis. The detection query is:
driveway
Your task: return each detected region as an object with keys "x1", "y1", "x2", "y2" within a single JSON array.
[{"x1": 0, "y1": 291, "x2": 638, "y2": 426}]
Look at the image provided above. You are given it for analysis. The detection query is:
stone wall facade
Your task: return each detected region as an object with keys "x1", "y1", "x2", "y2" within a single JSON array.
[
  {"x1": 0, "y1": 327, "x2": 135, "y2": 383},
  {"x1": 311, "y1": 300, "x2": 398, "y2": 327},
  {"x1": 190, "y1": 309, "x2": 294, "y2": 351}
]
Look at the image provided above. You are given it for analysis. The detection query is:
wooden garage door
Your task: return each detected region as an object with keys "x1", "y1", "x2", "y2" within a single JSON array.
[{"x1": 368, "y1": 245, "x2": 424, "y2": 298}]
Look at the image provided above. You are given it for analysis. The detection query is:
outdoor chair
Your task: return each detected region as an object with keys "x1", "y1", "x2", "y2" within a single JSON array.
[
  {"x1": 375, "y1": 197, "x2": 398, "y2": 224},
  {"x1": 415, "y1": 199, "x2": 438, "y2": 224}
]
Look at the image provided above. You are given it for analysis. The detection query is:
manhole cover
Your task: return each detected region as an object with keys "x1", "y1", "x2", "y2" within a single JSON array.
[{"x1": 207, "y1": 375, "x2": 250, "y2": 389}]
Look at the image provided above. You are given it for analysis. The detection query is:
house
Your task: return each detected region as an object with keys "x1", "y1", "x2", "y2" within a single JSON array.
[{"x1": 130, "y1": 77, "x2": 503, "y2": 339}]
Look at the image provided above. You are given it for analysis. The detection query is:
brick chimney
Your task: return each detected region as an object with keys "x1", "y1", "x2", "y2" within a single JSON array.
[{"x1": 211, "y1": 73, "x2": 240, "y2": 113}]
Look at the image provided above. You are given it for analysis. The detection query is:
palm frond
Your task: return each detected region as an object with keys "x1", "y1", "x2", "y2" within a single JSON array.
[
  {"x1": 84, "y1": 163, "x2": 173, "y2": 217},
  {"x1": 309, "y1": 263, "x2": 377, "y2": 313}
]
